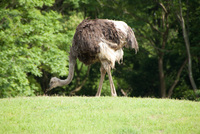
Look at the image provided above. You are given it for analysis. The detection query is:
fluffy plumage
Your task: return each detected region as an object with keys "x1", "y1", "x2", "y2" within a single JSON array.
[
  {"x1": 71, "y1": 19, "x2": 138, "y2": 66},
  {"x1": 48, "y1": 19, "x2": 138, "y2": 96}
]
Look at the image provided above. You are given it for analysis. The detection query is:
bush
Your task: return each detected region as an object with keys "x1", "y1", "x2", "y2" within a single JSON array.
[
  {"x1": 182, "y1": 90, "x2": 200, "y2": 101},
  {"x1": 0, "y1": 1, "x2": 75, "y2": 97}
]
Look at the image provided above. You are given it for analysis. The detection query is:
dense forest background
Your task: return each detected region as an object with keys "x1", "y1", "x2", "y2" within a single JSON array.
[{"x1": 0, "y1": 0, "x2": 199, "y2": 100}]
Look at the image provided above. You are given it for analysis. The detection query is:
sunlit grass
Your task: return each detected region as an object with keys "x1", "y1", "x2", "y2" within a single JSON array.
[{"x1": 0, "y1": 97, "x2": 199, "y2": 134}]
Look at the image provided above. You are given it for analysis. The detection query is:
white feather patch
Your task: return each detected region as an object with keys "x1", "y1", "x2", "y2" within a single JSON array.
[
  {"x1": 98, "y1": 42, "x2": 124, "y2": 69},
  {"x1": 109, "y1": 20, "x2": 128, "y2": 35}
]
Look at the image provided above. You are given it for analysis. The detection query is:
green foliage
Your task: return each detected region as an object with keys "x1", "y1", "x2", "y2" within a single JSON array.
[
  {"x1": 181, "y1": 90, "x2": 200, "y2": 101},
  {"x1": 0, "y1": 0, "x2": 77, "y2": 97},
  {"x1": 182, "y1": 90, "x2": 197, "y2": 100}
]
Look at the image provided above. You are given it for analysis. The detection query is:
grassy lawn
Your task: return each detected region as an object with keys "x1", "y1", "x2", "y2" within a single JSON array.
[{"x1": 0, "y1": 97, "x2": 199, "y2": 134}]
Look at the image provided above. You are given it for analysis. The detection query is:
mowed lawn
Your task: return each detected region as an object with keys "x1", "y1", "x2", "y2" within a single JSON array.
[{"x1": 0, "y1": 97, "x2": 199, "y2": 134}]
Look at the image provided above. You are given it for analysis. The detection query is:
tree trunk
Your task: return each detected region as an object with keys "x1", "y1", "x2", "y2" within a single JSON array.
[
  {"x1": 158, "y1": 4, "x2": 169, "y2": 98},
  {"x1": 158, "y1": 54, "x2": 166, "y2": 98},
  {"x1": 178, "y1": 0, "x2": 197, "y2": 92}
]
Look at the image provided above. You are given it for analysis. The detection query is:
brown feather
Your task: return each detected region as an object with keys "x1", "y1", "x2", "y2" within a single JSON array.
[
  {"x1": 71, "y1": 19, "x2": 138, "y2": 65},
  {"x1": 72, "y1": 19, "x2": 123, "y2": 65}
]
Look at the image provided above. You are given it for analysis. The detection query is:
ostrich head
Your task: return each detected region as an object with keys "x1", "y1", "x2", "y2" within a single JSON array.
[
  {"x1": 46, "y1": 53, "x2": 76, "y2": 93},
  {"x1": 47, "y1": 77, "x2": 60, "y2": 91}
]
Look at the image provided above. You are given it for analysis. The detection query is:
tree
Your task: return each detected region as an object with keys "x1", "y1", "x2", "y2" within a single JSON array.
[
  {"x1": 0, "y1": 0, "x2": 74, "y2": 97},
  {"x1": 173, "y1": 0, "x2": 197, "y2": 92}
]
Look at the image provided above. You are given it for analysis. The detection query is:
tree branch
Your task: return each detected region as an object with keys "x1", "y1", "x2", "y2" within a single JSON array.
[
  {"x1": 167, "y1": 59, "x2": 187, "y2": 98},
  {"x1": 159, "y1": 3, "x2": 168, "y2": 14},
  {"x1": 127, "y1": 10, "x2": 163, "y2": 34},
  {"x1": 137, "y1": 29, "x2": 171, "y2": 53}
]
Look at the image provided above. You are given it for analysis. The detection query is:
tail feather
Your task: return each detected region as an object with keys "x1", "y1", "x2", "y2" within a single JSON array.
[{"x1": 127, "y1": 27, "x2": 139, "y2": 53}]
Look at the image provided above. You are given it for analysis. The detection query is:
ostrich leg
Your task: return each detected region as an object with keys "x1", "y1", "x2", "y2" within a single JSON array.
[
  {"x1": 107, "y1": 66, "x2": 117, "y2": 97},
  {"x1": 96, "y1": 65, "x2": 106, "y2": 97}
]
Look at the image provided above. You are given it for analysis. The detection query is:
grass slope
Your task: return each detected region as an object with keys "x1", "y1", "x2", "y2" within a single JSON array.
[{"x1": 0, "y1": 97, "x2": 199, "y2": 134}]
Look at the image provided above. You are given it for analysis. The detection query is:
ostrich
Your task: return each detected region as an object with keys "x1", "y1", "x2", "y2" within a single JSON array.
[{"x1": 47, "y1": 19, "x2": 138, "y2": 96}]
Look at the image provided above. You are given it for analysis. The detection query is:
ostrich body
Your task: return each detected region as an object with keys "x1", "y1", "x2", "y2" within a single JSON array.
[{"x1": 48, "y1": 19, "x2": 138, "y2": 96}]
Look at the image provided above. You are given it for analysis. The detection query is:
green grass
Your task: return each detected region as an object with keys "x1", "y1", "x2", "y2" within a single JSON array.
[{"x1": 0, "y1": 97, "x2": 200, "y2": 134}]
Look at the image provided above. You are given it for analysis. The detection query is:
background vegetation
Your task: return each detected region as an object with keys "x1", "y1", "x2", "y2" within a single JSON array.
[{"x1": 0, "y1": 0, "x2": 199, "y2": 99}]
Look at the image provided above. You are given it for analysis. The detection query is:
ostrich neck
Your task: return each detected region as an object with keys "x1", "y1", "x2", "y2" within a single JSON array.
[{"x1": 59, "y1": 54, "x2": 76, "y2": 87}]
